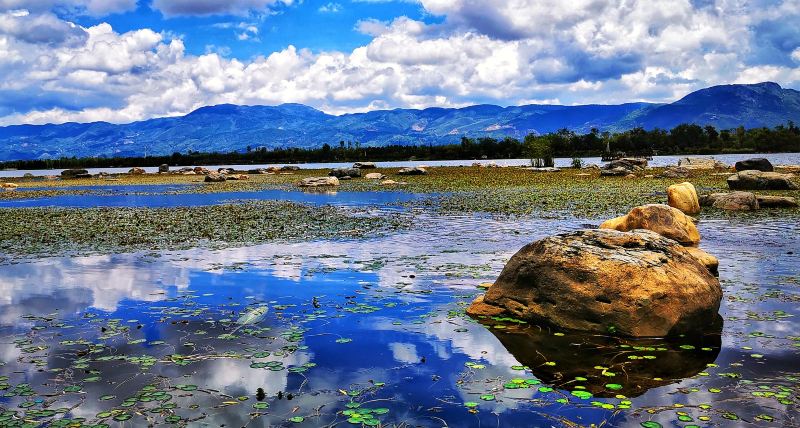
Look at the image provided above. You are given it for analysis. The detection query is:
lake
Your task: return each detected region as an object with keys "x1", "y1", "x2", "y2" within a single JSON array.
[
  {"x1": 2, "y1": 152, "x2": 800, "y2": 178},
  {"x1": 0, "y1": 188, "x2": 797, "y2": 427}
]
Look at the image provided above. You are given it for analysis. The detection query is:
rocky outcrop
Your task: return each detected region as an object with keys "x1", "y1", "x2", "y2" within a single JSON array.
[
  {"x1": 735, "y1": 158, "x2": 773, "y2": 172},
  {"x1": 467, "y1": 229, "x2": 722, "y2": 337},
  {"x1": 667, "y1": 182, "x2": 700, "y2": 215},
  {"x1": 678, "y1": 157, "x2": 728, "y2": 170},
  {"x1": 128, "y1": 167, "x2": 146, "y2": 175},
  {"x1": 299, "y1": 176, "x2": 340, "y2": 187},
  {"x1": 204, "y1": 172, "x2": 227, "y2": 183},
  {"x1": 61, "y1": 169, "x2": 91, "y2": 179},
  {"x1": 353, "y1": 162, "x2": 376, "y2": 169},
  {"x1": 329, "y1": 168, "x2": 362, "y2": 178},
  {"x1": 727, "y1": 170, "x2": 797, "y2": 190},
  {"x1": 398, "y1": 167, "x2": 427, "y2": 176},
  {"x1": 600, "y1": 204, "x2": 700, "y2": 246}
]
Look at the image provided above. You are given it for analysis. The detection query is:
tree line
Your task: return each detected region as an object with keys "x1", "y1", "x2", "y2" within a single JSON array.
[{"x1": 1, "y1": 122, "x2": 799, "y2": 171}]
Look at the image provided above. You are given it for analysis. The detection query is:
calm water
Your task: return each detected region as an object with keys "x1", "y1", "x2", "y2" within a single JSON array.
[
  {"x1": 2, "y1": 152, "x2": 800, "y2": 177},
  {"x1": 0, "y1": 192, "x2": 798, "y2": 427}
]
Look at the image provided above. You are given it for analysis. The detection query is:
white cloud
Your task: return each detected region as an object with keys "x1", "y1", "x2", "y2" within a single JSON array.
[
  {"x1": 318, "y1": 2, "x2": 341, "y2": 13},
  {"x1": 0, "y1": 1, "x2": 799, "y2": 125},
  {"x1": 0, "y1": 0, "x2": 137, "y2": 16}
]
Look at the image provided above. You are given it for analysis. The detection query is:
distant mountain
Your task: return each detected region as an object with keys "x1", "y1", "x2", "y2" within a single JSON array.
[{"x1": 0, "y1": 82, "x2": 798, "y2": 161}]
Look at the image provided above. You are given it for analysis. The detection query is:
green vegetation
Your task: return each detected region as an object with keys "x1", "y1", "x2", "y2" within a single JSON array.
[
  {"x1": 0, "y1": 201, "x2": 408, "y2": 258},
  {"x1": 2, "y1": 123, "x2": 799, "y2": 170}
]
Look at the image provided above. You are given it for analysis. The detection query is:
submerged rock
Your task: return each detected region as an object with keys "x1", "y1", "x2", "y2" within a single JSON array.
[
  {"x1": 735, "y1": 158, "x2": 773, "y2": 172},
  {"x1": 727, "y1": 170, "x2": 797, "y2": 190},
  {"x1": 398, "y1": 167, "x2": 427, "y2": 176},
  {"x1": 600, "y1": 204, "x2": 700, "y2": 246},
  {"x1": 467, "y1": 229, "x2": 722, "y2": 337},
  {"x1": 667, "y1": 182, "x2": 700, "y2": 215},
  {"x1": 756, "y1": 195, "x2": 799, "y2": 208},
  {"x1": 299, "y1": 176, "x2": 340, "y2": 187}
]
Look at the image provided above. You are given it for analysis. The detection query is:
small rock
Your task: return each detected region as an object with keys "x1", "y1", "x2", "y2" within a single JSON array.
[
  {"x1": 365, "y1": 173, "x2": 385, "y2": 180},
  {"x1": 281, "y1": 165, "x2": 301, "y2": 171},
  {"x1": 667, "y1": 182, "x2": 700, "y2": 215},
  {"x1": 678, "y1": 157, "x2": 729, "y2": 170},
  {"x1": 299, "y1": 176, "x2": 340, "y2": 187},
  {"x1": 204, "y1": 172, "x2": 227, "y2": 183},
  {"x1": 659, "y1": 166, "x2": 692, "y2": 179},
  {"x1": 1, "y1": 182, "x2": 18, "y2": 190},
  {"x1": 684, "y1": 247, "x2": 720, "y2": 276},
  {"x1": 398, "y1": 167, "x2": 427, "y2": 176},
  {"x1": 353, "y1": 162, "x2": 376, "y2": 169},
  {"x1": 734, "y1": 158, "x2": 773, "y2": 172},
  {"x1": 194, "y1": 167, "x2": 210, "y2": 175},
  {"x1": 600, "y1": 204, "x2": 700, "y2": 246},
  {"x1": 381, "y1": 180, "x2": 406, "y2": 185},
  {"x1": 727, "y1": 170, "x2": 797, "y2": 190},
  {"x1": 61, "y1": 169, "x2": 90, "y2": 179},
  {"x1": 218, "y1": 168, "x2": 235, "y2": 174},
  {"x1": 710, "y1": 191, "x2": 760, "y2": 211},
  {"x1": 329, "y1": 168, "x2": 361, "y2": 178},
  {"x1": 128, "y1": 167, "x2": 146, "y2": 175}
]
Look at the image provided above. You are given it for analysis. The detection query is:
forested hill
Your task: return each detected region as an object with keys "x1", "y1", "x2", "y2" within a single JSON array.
[{"x1": 0, "y1": 82, "x2": 799, "y2": 161}]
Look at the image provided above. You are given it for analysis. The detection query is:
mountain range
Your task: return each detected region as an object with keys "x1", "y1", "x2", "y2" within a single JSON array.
[{"x1": 1, "y1": 82, "x2": 799, "y2": 161}]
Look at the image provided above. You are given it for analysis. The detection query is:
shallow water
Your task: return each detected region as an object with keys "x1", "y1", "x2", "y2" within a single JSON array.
[
  {"x1": 2, "y1": 152, "x2": 799, "y2": 177},
  {"x1": 0, "y1": 186, "x2": 427, "y2": 209},
  {"x1": 0, "y1": 197, "x2": 798, "y2": 427}
]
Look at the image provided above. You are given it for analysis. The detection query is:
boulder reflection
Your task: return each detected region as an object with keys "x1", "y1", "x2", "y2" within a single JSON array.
[{"x1": 484, "y1": 317, "x2": 723, "y2": 398}]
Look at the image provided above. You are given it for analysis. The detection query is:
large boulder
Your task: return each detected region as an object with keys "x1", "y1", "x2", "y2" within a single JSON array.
[
  {"x1": 158, "y1": 164, "x2": 170, "y2": 173},
  {"x1": 128, "y1": 167, "x2": 146, "y2": 175},
  {"x1": 353, "y1": 162, "x2": 376, "y2": 169},
  {"x1": 735, "y1": 158, "x2": 773, "y2": 172},
  {"x1": 467, "y1": 229, "x2": 722, "y2": 337},
  {"x1": 709, "y1": 192, "x2": 759, "y2": 211},
  {"x1": 329, "y1": 168, "x2": 361, "y2": 178},
  {"x1": 678, "y1": 157, "x2": 728, "y2": 170},
  {"x1": 398, "y1": 167, "x2": 427, "y2": 176},
  {"x1": 667, "y1": 182, "x2": 700, "y2": 215},
  {"x1": 727, "y1": 170, "x2": 797, "y2": 190},
  {"x1": 684, "y1": 247, "x2": 719, "y2": 276},
  {"x1": 61, "y1": 169, "x2": 90, "y2": 179},
  {"x1": 756, "y1": 195, "x2": 798, "y2": 208},
  {"x1": 299, "y1": 176, "x2": 340, "y2": 187},
  {"x1": 600, "y1": 204, "x2": 700, "y2": 246}
]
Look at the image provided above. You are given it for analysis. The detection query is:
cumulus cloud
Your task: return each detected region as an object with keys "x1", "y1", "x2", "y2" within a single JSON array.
[
  {"x1": 151, "y1": 0, "x2": 291, "y2": 17},
  {"x1": 318, "y1": 2, "x2": 342, "y2": 13},
  {"x1": 0, "y1": 0, "x2": 799, "y2": 125}
]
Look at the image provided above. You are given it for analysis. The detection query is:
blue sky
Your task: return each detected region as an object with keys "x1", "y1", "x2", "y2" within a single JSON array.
[
  {"x1": 70, "y1": 1, "x2": 436, "y2": 58},
  {"x1": 0, "y1": 0, "x2": 798, "y2": 125}
]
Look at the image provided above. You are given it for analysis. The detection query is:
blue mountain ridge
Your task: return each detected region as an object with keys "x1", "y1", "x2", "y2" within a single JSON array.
[{"x1": 0, "y1": 82, "x2": 798, "y2": 160}]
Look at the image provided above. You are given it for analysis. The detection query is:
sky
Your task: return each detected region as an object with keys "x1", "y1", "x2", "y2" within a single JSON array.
[{"x1": 0, "y1": 0, "x2": 799, "y2": 126}]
